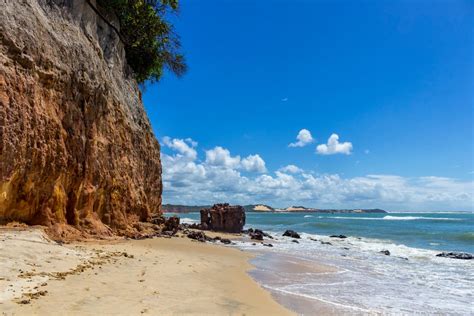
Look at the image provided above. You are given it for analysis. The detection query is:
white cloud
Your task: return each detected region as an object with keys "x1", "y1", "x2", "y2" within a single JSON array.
[
  {"x1": 204, "y1": 146, "x2": 267, "y2": 173},
  {"x1": 205, "y1": 146, "x2": 241, "y2": 169},
  {"x1": 241, "y1": 154, "x2": 267, "y2": 173},
  {"x1": 316, "y1": 133, "x2": 353, "y2": 155},
  {"x1": 279, "y1": 164, "x2": 303, "y2": 174},
  {"x1": 289, "y1": 129, "x2": 314, "y2": 147},
  {"x1": 364, "y1": 149, "x2": 370, "y2": 154},
  {"x1": 161, "y1": 136, "x2": 474, "y2": 211},
  {"x1": 162, "y1": 136, "x2": 197, "y2": 160}
]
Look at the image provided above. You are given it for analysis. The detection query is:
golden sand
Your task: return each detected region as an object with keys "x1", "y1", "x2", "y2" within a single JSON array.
[{"x1": 0, "y1": 227, "x2": 293, "y2": 315}]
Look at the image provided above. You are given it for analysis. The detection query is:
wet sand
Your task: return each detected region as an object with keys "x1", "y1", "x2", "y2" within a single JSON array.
[{"x1": 248, "y1": 252, "x2": 346, "y2": 315}]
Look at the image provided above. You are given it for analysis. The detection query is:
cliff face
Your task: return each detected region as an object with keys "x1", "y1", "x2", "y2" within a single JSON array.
[{"x1": 0, "y1": 0, "x2": 162, "y2": 237}]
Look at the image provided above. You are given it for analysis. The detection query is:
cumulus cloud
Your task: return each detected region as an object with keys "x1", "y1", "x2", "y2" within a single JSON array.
[
  {"x1": 205, "y1": 146, "x2": 241, "y2": 169},
  {"x1": 204, "y1": 147, "x2": 267, "y2": 173},
  {"x1": 316, "y1": 133, "x2": 353, "y2": 155},
  {"x1": 162, "y1": 136, "x2": 197, "y2": 160},
  {"x1": 161, "y1": 136, "x2": 474, "y2": 211},
  {"x1": 241, "y1": 154, "x2": 267, "y2": 173},
  {"x1": 279, "y1": 164, "x2": 303, "y2": 174},
  {"x1": 289, "y1": 129, "x2": 314, "y2": 147}
]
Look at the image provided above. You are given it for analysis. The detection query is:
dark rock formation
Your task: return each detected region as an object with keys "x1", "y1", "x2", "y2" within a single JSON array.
[
  {"x1": 220, "y1": 238, "x2": 231, "y2": 245},
  {"x1": 186, "y1": 231, "x2": 231, "y2": 245},
  {"x1": 244, "y1": 228, "x2": 273, "y2": 240},
  {"x1": 186, "y1": 231, "x2": 210, "y2": 242},
  {"x1": 0, "y1": 0, "x2": 162, "y2": 239},
  {"x1": 330, "y1": 235, "x2": 347, "y2": 239},
  {"x1": 200, "y1": 204, "x2": 245, "y2": 233},
  {"x1": 164, "y1": 216, "x2": 180, "y2": 233},
  {"x1": 250, "y1": 230, "x2": 264, "y2": 240},
  {"x1": 436, "y1": 252, "x2": 473, "y2": 260},
  {"x1": 150, "y1": 215, "x2": 166, "y2": 226},
  {"x1": 262, "y1": 243, "x2": 273, "y2": 247},
  {"x1": 283, "y1": 230, "x2": 300, "y2": 239},
  {"x1": 292, "y1": 239, "x2": 299, "y2": 243},
  {"x1": 380, "y1": 250, "x2": 391, "y2": 256}
]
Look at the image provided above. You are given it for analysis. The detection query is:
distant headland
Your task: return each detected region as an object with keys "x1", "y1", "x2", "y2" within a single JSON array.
[{"x1": 162, "y1": 204, "x2": 387, "y2": 214}]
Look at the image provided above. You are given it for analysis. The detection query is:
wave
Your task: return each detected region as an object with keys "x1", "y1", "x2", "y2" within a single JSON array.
[
  {"x1": 304, "y1": 215, "x2": 313, "y2": 218},
  {"x1": 321, "y1": 215, "x2": 461, "y2": 221},
  {"x1": 382, "y1": 215, "x2": 461, "y2": 221},
  {"x1": 180, "y1": 217, "x2": 199, "y2": 224},
  {"x1": 454, "y1": 232, "x2": 474, "y2": 242},
  {"x1": 265, "y1": 286, "x2": 374, "y2": 313},
  {"x1": 239, "y1": 230, "x2": 474, "y2": 315},
  {"x1": 258, "y1": 231, "x2": 473, "y2": 265}
]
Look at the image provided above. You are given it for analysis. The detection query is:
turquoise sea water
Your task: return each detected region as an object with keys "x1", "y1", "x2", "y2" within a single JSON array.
[
  {"x1": 172, "y1": 211, "x2": 474, "y2": 253},
  {"x1": 168, "y1": 212, "x2": 474, "y2": 314},
  {"x1": 246, "y1": 212, "x2": 474, "y2": 253}
]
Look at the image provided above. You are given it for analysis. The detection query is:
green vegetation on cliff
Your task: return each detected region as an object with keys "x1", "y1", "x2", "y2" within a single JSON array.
[{"x1": 97, "y1": 0, "x2": 186, "y2": 83}]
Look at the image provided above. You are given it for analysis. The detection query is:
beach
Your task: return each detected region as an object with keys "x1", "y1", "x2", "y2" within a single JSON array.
[
  {"x1": 179, "y1": 212, "x2": 474, "y2": 314},
  {"x1": 1, "y1": 214, "x2": 473, "y2": 315},
  {"x1": 0, "y1": 227, "x2": 294, "y2": 315}
]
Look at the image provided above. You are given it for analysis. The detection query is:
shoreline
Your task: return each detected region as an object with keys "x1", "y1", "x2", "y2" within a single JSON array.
[{"x1": 0, "y1": 227, "x2": 295, "y2": 315}]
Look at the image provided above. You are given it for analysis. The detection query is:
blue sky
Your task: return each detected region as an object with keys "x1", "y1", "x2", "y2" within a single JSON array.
[{"x1": 143, "y1": 0, "x2": 473, "y2": 211}]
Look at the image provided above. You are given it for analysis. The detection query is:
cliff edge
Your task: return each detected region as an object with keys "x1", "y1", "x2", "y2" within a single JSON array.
[{"x1": 0, "y1": 0, "x2": 162, "y2": 238}]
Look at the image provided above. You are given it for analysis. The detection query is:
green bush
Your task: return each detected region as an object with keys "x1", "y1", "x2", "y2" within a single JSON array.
[{"x1": 97, "y1": 0, "x2": 186, "y2": 83}]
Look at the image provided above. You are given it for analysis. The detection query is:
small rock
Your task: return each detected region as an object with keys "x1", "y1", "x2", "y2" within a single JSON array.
[
  {"x1": 283, "y1": 230, "x2": 300, "y2": 239},
  {"x1": 220, "y1": 238, "x2": 231, "y2": 244},
  {"x1": 330, "y1": 235, "x2": 347, "y2": 239},
  {"x1": 380, "y1": 250, "x2": 390, "y2": 256},
  {"x1": 187, "y1": 231, "x2": 210, "y2": 242},
  {"x1": 436, "y1": 252, "x2": 473, "y2": 260},
  {"x1": 263, "y1": 243, "x2": 273, "y2": 247},
  {"x1": 292, "y1": 239, "x2": 299, "y2": 244},
  {"x1": 249, "y1": 230, "x2": 264, "y2": 240},
  {"x1": 321, "y1": 241, "x2": 332, "y2": 245}
]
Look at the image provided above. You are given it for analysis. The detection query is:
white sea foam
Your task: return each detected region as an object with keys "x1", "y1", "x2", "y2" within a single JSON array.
[
  {"x1": 303, "y1": 215, "x2": 313, "y2": 218},
  {"x1": 237, "y1": 230, "x2": 474, "y2": 314},
  {"x1": 382, "y1": 215, "x2": 460, "y2": 221},
  {"x1": 265, "y1": 285, "x2": 375, "y2": 313},
  {"x1": 320, "y1": 215, "x2": 461, "y2": 221},
  {"x1": 179, "y1": 217, "x2": 199, "y2": 224}
]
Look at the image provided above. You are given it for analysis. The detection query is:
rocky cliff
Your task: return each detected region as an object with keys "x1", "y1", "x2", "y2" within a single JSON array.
[{"x1": 0, "y1": 0, "x2": 162, "y2": 238}]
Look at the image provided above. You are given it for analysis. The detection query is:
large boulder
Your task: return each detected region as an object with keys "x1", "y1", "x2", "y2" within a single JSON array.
[{"x1": 200, "y1": 203, "x2": 245, "y2": 233}]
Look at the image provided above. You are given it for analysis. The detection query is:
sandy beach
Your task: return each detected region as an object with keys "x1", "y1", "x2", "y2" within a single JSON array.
[{"x1": 0, "y1": 227, "x2": 294, "y2": 315}]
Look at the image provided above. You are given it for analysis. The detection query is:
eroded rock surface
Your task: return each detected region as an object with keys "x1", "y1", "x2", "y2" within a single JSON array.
[
  {"x1": 200, "y1": 203, "x2": 245, "y2": 233},
  {"x1": 0, "y1": 0, "x2": 162, "y2": 238}
]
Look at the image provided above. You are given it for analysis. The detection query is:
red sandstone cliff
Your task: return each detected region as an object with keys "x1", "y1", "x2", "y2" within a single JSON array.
[{"x1": 0, "y1": 0, "x2": 162, "y2": 238}]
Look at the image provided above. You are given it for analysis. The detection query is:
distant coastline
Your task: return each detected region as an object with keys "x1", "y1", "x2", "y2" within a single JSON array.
[{"x1": 162, "y1": 204, "x2": 387, "y2": 214}]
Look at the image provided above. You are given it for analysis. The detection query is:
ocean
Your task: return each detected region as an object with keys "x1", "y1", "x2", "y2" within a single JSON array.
[{"x1": 168, "y1": 212, "x2": 474, "y2": 314}]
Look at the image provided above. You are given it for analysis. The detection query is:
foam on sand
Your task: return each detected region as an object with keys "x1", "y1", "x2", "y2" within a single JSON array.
[{"x1": 235, "y1": 230, "x2": 474, "y2": 314}]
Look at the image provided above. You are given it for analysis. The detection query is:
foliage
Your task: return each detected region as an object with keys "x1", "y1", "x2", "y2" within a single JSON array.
[{"x1": 97, "y1": 0, "x2": 186, "y2": 83}]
